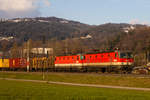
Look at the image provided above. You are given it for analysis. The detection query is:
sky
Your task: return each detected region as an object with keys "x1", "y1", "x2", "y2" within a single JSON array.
[{"x1": 0, "y1": 0, "x2": 150, "y2": 25}]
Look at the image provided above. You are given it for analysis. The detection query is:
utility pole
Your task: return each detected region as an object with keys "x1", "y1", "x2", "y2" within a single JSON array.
[
  {"x1": 42, "y1": 36, "x2": 46, "y2": 80},
  {"x1": 24, "y1": 35, "x2": 30, "y2": 72},
  {"x1": 27, "y1": 40, "x2": 30, "y2": 72},
  {"x1": 146, "y1": 50, "x2": 149, "y2": 65}
]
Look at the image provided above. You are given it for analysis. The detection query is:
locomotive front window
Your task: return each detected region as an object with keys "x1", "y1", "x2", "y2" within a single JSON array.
[
  {"x1": 120, "y1": 53, "x2": 126, "y2": 58},
  {"x1": 120, "y1": 52, "x2": 133, "y2": 58}
]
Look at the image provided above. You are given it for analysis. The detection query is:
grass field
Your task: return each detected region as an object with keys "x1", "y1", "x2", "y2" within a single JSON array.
[
  {"x1": 0, "y1": 72, "x2": 150, "y2": 88},
  {"x1": 0, "y1": 79, "x2": 150, "y2": 100}
]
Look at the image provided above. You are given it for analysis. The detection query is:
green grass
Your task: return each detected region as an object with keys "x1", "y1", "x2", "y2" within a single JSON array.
[
  {"x1": 1, "y1": 72, "x2": 150, "y2": 88},
  {"x1": 0, "y1": 79, "x2": 150, "y2": 100}
]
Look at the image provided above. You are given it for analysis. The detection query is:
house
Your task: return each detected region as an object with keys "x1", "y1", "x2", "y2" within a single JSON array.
[{"x1": 24, "y1": 48, "x2": 53, "y2": 55}]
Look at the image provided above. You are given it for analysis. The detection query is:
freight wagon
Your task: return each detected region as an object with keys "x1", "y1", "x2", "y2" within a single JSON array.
[
  {"x1": 30, "y1": 57, "x2": 51, "y2": 71},
  {"x1": 0, "y1": 59, "x2": 9, "y2": 68},
  {"x1": 9, "y1": 58, "x2": 27, "y2": 70}
]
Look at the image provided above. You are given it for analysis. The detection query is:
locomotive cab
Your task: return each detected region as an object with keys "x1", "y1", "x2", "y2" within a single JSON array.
[{"x1": 118, "y1": 51, "x2": 134, "y2": 66}]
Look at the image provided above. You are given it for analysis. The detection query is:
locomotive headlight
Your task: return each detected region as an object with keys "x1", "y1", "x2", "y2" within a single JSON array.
[
  {"x1": 114, "y1": 59, "x2": 117, "y2": 62},
  {"x1": 76, "y1": 61, "x2": 79, "y2": 63}
]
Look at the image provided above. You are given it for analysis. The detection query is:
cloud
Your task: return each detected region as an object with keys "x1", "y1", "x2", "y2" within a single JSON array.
[{"x1": 0, "y1": 0, "x2": 50, "y2": 18}]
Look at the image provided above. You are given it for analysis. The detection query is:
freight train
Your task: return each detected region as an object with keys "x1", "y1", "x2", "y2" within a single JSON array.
[{"x1": 0, "y1": 50, "x2": 134, "y2": 73}]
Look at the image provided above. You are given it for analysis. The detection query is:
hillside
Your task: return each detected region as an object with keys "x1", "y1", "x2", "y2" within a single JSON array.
[
  {"x1": 0, "y1": 17, "x2": 149, "y2": 55},
  {"x1": 0, "y1": 17, "x2": 90, "y2": 42}
]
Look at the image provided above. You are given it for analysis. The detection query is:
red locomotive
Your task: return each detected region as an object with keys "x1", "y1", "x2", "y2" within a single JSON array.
[{"x1": 55, "y1": 50, "x2": 134, "y2": 72}]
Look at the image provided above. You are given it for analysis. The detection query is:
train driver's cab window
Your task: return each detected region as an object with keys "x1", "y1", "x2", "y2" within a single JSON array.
[{"x1": 120, "y1": 52, "x2": 133, "y2": 58}]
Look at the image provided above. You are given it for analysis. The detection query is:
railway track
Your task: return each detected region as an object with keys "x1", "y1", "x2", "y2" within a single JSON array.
[{"x1": 0, "y1": 71, "x2": 150, "y2": 78}]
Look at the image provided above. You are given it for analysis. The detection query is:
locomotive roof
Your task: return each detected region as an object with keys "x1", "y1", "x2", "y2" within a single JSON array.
[
  {"x1": 55, "y1": 50, "x2": 133, "y2": 57},
  {"x1": 56, "y1": 51, "x2": 119, "y2": 57}
]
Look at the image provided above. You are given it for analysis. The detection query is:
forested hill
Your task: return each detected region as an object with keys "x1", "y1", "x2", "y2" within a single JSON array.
[
  {"x1": 0, "y1": 17, "x2": 149, "y2": 54},
  {"x1": 0, "y1": 17, "x2": 90, "y2": 42}
]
